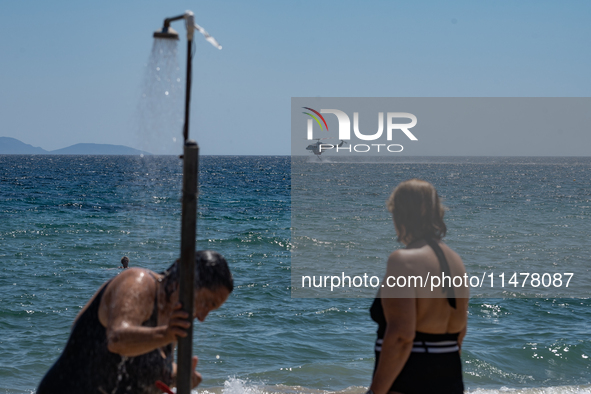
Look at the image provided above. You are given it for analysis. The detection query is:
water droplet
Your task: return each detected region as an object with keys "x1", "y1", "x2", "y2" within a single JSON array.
[
  {"x1": 156, "y1": 67, "x2": 160, "y2": 71},
  {"x1": 172, "y1": 137, "x2": 177, "y2": 142},
  {"x1": 165, "y1": 91, "x2": 169, "y2": 95},
  {"x1": 216, "y1": 355, "x2": 220, "y2": 359}
]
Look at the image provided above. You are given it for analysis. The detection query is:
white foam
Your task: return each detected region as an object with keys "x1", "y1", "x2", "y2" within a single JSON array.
[
  {"x1": 193, "y1": 378, "x2": 262, "y2": 394},
  {"x1": 468, "y1": 385, "x2": 591, "y2": 394},
  {"x1": 190, "y1": 380, "x2": 591, "y2": 394},
  {"x1": 194, "y1": 378, "x2": 344, "y2": 394},
  {"x1": 221, "y1": 378, "x2": 266, "y2": 394}
]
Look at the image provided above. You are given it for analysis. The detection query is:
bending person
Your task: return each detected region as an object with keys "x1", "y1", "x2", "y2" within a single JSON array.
[
  {"x1": 37, "y1": 250, "x2": 233, "y2": 394},
  {"x1": 368, "y1": 179, "x2": 469, "y2": 394}
]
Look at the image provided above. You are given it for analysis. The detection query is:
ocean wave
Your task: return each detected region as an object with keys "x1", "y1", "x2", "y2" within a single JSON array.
[
  {"x1": 197, "y1": 378, "x2": 367, "y2": 394},
  {"x1": 1, "y1": 381, "x2": 590, "y2": 394},
  {"x1": 467, "y1": 385, "x2": 591, "y2": 393},
  {"x1": 189, "y1": 379, "x2": 591, "y2": 394}
]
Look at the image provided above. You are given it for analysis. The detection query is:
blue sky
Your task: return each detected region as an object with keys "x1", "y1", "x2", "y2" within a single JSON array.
[{"x1": 1, "y1": 0, "x2": 590, "y2": 155}]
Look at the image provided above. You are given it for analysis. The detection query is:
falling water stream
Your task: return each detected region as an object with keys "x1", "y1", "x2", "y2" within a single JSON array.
[{"x1": 134, "y1": 38, "x2": 184, "y2": 155}]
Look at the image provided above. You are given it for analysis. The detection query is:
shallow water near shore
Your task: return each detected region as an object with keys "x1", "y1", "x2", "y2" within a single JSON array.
[{"x1": 0, "y1": 155, "x2": 589, "y2": 393}]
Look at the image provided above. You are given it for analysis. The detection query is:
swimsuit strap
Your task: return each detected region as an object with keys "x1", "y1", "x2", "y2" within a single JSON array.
[{"x1": 424, "y1": 238, "x2": 457, "y2": 309}]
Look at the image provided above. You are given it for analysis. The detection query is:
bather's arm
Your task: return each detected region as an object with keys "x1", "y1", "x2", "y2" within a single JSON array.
[
  {"x1": 170, "y1": 356, "x2": 203, "y2": 389},
  {"x1": 98, "y1": 268, "x2": 190, "y2": 357},
  {"x1": 369, "y1": 297, "x2": 416, "y2": 394},
  {"x1": 369, "y1": 251, "x2": 416, "y2": 394}
]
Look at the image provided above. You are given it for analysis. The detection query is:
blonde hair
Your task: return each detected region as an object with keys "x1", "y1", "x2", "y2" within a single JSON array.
[{"x1": 386, "y1": 179, "x2": 446, "y2": 244}]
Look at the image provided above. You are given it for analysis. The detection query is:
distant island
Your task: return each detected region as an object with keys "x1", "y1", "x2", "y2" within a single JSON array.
[{"x1": 0, "y1": 137, "x2": 151, "y2": 155}]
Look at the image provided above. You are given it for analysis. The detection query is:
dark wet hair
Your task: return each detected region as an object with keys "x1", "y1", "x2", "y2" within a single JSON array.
[
  {"x1": 194, "y1": 250, "x2": 234, "y2": 292},
  {"x1": 386, "y1": 179, "x2": 447, "y2": 244},
  {"x1": 161, "y1": 250, "x2": 233, "y2": 301}
]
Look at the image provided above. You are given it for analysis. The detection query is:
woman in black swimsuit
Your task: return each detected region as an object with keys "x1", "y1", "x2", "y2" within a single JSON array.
[
  {"x1": 368, "y1": 179, "x2": 469, "y2": 394},
  {"x1": 37, "y1": 250, "x2": 233, "y2": 394}
]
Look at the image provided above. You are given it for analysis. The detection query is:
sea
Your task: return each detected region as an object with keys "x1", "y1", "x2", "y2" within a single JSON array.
[{"x1": 0, "y1": 155, "x2": 590, "y2": 394}]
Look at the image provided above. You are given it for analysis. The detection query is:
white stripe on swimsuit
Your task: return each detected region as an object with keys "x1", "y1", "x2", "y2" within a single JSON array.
[{"x1": 375, "y1": 338, "x2": 459, "y2": 353}]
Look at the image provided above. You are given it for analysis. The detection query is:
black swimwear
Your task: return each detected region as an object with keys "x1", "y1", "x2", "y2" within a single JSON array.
[
  {"x1": 37, "y1": 276, "x2": 173, "y2": 394},
  {"x1": 370, "y1": 239, "x2": 464, "y2": 394}
]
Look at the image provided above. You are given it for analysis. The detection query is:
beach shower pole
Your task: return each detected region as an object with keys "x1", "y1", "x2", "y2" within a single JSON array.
[
  {"x1": 178, "y1": 13, "x2": 197, "y2": 394},
  {"x1": 178, "y1": 137, "x2": 198, "y2": 394},
  {"x1": 177, "y1": 13, "x2": 199, "y2": 394},
  {"x1": 154, "y1": 11, "x2": 221, "y2": 394}
]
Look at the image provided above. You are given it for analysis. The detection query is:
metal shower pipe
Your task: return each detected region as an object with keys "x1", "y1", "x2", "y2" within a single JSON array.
[{"x1": 153, "y1": 11, "x2": 221, "y2": 394}]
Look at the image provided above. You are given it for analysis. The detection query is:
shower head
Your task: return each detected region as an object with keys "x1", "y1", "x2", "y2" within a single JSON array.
[
  {"x1": 153, "y1": 12, "x2": 221, "y2": 48},
  {"x1": 153, "y1": 26, "x2": 179, "y2": 40},
  {"x1": 154, "y1": 13, "x2": 185, "y2": 40}
]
